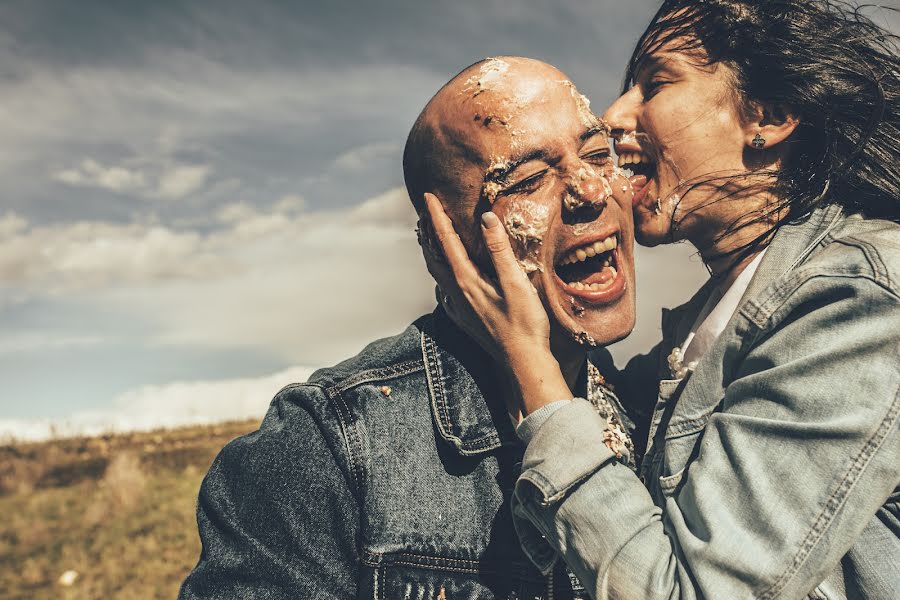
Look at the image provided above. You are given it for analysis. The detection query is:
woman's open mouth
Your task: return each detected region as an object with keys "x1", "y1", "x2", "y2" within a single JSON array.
[
  {"x1": 553, "y1": 234, "x2": 625, "y2": 304},
  {"x1": 618, "y1": 148, "x2": 657, "y2": 209}
]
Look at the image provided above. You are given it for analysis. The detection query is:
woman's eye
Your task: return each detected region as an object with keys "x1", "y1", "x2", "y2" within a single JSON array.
[{"x1": 644, "y1": 78, "x2": 670, "y2": 98}]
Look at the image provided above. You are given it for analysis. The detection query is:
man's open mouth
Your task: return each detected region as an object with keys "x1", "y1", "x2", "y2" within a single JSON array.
[{"x1": 553, "y1": 233, "x2": 625, "y2": 302}]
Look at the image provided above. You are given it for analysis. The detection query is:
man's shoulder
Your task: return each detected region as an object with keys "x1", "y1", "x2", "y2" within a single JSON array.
[
  {"x1": 208, "y1": 315, "x2": 435, "y2": 495},
  {"x1": 292, "y1": 314, "x2": 429, "y2": 398},
  {"x1": 254, "y1": 313, "x2": 432, "y2": 437}
]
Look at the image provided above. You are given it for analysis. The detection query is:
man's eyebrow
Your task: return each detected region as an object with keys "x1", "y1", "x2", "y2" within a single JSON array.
[
  {"x1": 581, "y1": 123, "x2": 611, "y2": 142},
  {"x1": 483, "y1": 148, "x2": 552, "y2": 184}
]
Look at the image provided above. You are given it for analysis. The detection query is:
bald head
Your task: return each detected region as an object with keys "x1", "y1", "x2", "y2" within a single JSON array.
[{"x1": 403, "y1": 56, "x2": 594, "y2": 215}]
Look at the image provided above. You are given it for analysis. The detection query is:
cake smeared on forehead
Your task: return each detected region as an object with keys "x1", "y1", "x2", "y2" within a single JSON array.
[
  {"x1": 559, "y1": 80, "x2": 606, "y2": 131},
  {"x1": 461, "y1": 58, "x2": 511, "y2": 99}
]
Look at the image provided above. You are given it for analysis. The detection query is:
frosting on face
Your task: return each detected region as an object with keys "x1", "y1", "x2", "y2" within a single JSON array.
[{"x1": 502, "y1": 199, "x2": 551, "y2": 274}]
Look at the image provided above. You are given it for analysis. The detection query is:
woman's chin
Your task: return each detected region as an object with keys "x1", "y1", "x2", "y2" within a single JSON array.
[{"x1": 634, "y1": 212, "x2": 674, "y2": 247}]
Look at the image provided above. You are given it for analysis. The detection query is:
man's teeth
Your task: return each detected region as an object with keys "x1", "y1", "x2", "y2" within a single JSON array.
[
  {"x1": 569, "y1": 272, "x2": 617, "y2": 291},
  {"x1": 560, "y1": 236, "x2": 617, "y2": 265},
  {"x1": 617, "y1": 152, "x2": 652, "y2": 168}
]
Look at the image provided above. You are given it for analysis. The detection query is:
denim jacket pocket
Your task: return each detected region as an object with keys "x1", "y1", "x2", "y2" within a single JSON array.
[
  {"x1": 662, "y1": 416, "x2": 709, "y2": 474},
  {"x1": 655, "y1": 413, "x2": 710, "y2": 499}
]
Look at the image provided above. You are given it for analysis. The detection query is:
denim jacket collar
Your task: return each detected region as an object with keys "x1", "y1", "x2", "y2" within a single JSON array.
[
  {"x1": 654, "y1": 203, "x2": 849, "y2": 436},
  {"x1": 741, "y1": 202, "x2": 846, "y2": 304},
  {"x1": 420, "y1": 309, "x2": 519, "y2": 457},
  {"x1": 660, "y1": 203, "x2": 846, "y2": 360}
]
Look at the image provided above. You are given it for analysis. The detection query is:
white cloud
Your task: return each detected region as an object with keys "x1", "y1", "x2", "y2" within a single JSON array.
[
  {"x1": 121, "y1": 187, "x2": 434, "y2": 364},
  {"x1": 333, "y1": 141, "x2": 401, "y2": 171},
  {"x1": 51, "y1": 157, "x2": 211, "y2": 200},
  {"x1": 0, "y1": 365, "x2": 317, "y2": 443},
  {"x1": 3, "y1": 186, "x2": 434, "y2": 365},
  {"x1": 0, "y1": 212, "x2": 27, "y2": 237},
  {"x1": 0, "y1": 216, "x2": 226, "y2": 289},
  {"x1": 0, "y1": 333, "x2": 108, "y2": 355},
  {"x1": 52, "y1": 158, "x2": 146, "y2": 194},
  {"x1": 156, "y1": 164, "x2": 211, "y2": 199}
]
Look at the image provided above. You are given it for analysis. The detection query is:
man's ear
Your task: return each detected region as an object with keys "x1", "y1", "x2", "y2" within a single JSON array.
[{"x1": 744, "y1": 102, "x2": 801, "y2": 150}]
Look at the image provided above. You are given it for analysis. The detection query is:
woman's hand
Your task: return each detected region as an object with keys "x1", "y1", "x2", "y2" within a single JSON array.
[
  {"x1": 422, "y1": 193, "x2": 572, "y2": 417},
  {"x1": 422, "y1": 193, "x2": 550, "y2": 361}
]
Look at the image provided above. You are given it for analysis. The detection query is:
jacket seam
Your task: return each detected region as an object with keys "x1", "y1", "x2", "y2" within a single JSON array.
[
  {"x1": 362, "y1": 550, "x2": 543, "y2": 579},
  {"x1": 320, "y1": 360, "x2": 428, "y2": 500},
  {"x1": 760, "y1": 381, "x2": 900, "y2": 599},
  {"x1": 325, "y1": 387, "x2": 366, "y2": 500},
  {"x1": 326, "y1": 359, "x2": 425, "y2": 397},
  {"x1": 272, "y1": 382, "x2": 366, "y2": 534},
  {"x1": 784, "y1": 207, "x2": 845, "y2": 273},
  {"x1": 422, "y1": 332, "x2": 452, "y2": 433},
  {"x1": 742, "y1": 270, "x2": 889, "y2": 330},
  {"x1": 664, "y1": 415, "x2": 710, "y2": 439},
  {"x1": 828, "y1": 235, "x2": 893, "y2": 291}
]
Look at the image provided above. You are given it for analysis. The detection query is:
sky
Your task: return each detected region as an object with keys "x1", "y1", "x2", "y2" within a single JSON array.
[{"x1": 2, "y1": 1, "x2": 896, "y2": 440}]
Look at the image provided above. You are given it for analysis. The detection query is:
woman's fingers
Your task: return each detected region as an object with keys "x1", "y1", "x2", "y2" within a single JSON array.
[
  {"x1": 423, "y1": 193, "x2": 480, "y2": 283},
  {"x1": 480, "y1": 212, "x2": 531, "y2": 294}
]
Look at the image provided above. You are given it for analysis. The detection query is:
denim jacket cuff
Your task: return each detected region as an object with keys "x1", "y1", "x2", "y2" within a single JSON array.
[
  {"x1": 510, "y1": 493, "x2": 559, "y2": 576},
  {"x1": 516, "y1": 398, "x2": 618, "y2": 506}
]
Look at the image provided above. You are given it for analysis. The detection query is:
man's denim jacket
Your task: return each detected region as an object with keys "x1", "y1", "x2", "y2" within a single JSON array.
[
  {"x1": 513, "y1": 205, "x2": 900, "y2": 599},
  {"x1": 180, "y1": 309, "x2": 612, "y2": 599}
]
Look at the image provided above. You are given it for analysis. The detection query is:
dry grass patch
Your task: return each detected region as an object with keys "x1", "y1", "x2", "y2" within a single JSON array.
[{"x1": 0, "y1": 420, "x2": 257, "y2": 600}]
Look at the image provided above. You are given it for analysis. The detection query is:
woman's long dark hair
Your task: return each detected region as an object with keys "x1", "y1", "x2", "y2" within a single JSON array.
[{"x1": 626, "y1": 0, "x2": 900, "y2": 260}]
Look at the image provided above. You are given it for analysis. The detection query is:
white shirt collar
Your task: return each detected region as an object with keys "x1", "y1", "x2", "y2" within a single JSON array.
[{"x1": 677, "y1": 248, "x2": 768, "y2": 371}]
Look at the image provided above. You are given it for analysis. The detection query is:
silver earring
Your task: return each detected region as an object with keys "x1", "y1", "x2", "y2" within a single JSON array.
[
  {"x1": 752, "y1": 133, "x2": 766, "y2": 149},
  {"x1": 654, "y1": 197, "x2": 662, "y2": 215}
]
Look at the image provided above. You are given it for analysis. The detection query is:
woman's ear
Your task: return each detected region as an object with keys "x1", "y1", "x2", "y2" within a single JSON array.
[{"x1": 745, "y1": 102, "x2": 801, "y2": 150}]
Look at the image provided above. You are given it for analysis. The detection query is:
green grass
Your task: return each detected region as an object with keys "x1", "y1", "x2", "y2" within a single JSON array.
[{"x1": 0, "y1": 421, "x2": 258, "y2": 600}]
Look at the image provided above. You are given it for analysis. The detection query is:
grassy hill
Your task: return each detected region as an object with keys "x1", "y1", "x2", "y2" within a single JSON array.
[{"x1": 0, "y1": 420, "x2": 259, "y2": 599}]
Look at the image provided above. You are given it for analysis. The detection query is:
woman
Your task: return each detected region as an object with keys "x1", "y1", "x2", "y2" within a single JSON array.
[{"x1": 424, "y1": 0, "x2": 900, "y2": 597}]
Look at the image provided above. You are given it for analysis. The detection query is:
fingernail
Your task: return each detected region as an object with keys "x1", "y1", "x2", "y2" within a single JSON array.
[{"x1": 481, "y1": 211, "x2": 500, "y2": 228}]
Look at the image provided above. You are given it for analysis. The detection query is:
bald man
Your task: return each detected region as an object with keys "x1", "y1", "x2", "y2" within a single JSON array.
[{"x1": 181, "y1": 57, "x2": 637, "y2": 600}]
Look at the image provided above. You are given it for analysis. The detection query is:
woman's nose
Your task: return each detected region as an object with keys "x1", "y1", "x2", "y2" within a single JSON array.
[{"x1": 602, "y1": 87, "x2": 640, "y2": 138}]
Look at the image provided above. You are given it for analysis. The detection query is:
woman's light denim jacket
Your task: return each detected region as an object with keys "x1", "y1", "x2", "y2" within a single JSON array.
[
  {"x1": 512, "y1": 204, "x2": 900, "y2": 599},
  {"x1": 179, "y1": 309, "x2": 616, "y2": 599}
]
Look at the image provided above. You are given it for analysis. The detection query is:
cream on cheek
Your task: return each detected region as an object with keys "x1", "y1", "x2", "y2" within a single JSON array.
[{"x1": 502, "y1": 199, "x2": 551, "y2": 275}]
